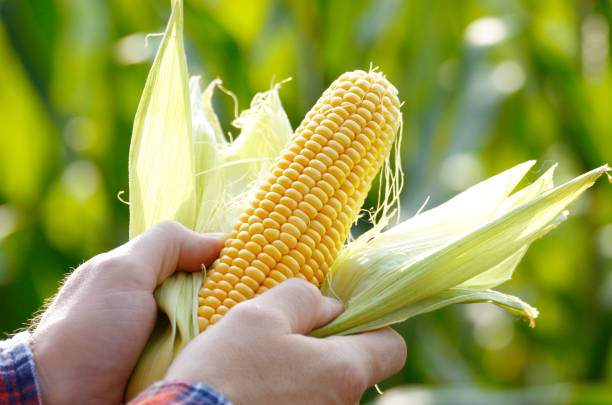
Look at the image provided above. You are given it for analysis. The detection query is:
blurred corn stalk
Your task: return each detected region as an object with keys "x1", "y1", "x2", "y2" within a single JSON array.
[{"x1": 125, "y1": 0, "x2": 611, "y2": 399}]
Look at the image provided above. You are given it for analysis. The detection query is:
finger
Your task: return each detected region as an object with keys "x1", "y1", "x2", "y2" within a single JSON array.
[
  {"x1": 254, "y1": 278, "x2": 344, "y2": 334},
  {"x1": 117, "y1": 221, "x2": 225, "y2": 286},
  {"x1": 327, "y1": 327, "x2": 406, "y2": 385}
]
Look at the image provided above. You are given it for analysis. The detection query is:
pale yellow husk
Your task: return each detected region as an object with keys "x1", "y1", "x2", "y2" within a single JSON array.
[{"x1": 125, "y1": 0, "x2": 611, "y2": 399}]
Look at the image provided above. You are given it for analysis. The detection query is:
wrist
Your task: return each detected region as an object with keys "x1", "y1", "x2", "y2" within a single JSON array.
[{"x1": 30, "y1": 331, "x2": 71, "y2": 405}]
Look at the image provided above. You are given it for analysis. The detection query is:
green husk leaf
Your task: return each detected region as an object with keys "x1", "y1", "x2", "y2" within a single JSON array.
[
  {"x1": 193, "y1": 80, "x2": 293, "y2": 233},
  {"x1": 125, "y1": 272, "x2": 202, "y2": 399},
  {"x1": 126, "y1": 0, "x2": 196, "y2": 399},
  {"x1": 313, "y1": 164, "x2": 609, "y2": 337},
  {"x1": 128, "y1": 0, "x2": 194, "y2": 238}
]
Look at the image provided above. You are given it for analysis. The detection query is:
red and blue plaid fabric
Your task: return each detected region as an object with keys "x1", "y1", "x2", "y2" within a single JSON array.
[
  {"x1": 129, "y1": 380, "x2": 232, "y2": 405},
  {"x1": 0, "y1": 332, "x2": 41, "y2": 405},
  {"x1": 0, "y1": 332, "x2": 231, "y2": 405}
]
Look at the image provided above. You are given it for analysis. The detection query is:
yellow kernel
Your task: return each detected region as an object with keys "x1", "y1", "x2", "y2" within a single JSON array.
[
  {"x1": 210, "y1": 314, "x2": 222, "y2": 325},
  {"x1": 327, "y1": 140, "x2": 344, "y2": 154},
  {"x1": 292, "y1": 180, "x2": 309, "y2": 195},
  {"x1": 217, "y1": 305, "x2": 229, "y2": 315},
  {"x1": 205, "y1": 296, "x2": 221, "y2": 308},
  {"x1": 277, "y1": 175, "x2": 292, "y2": 188},
  {"x1": 321, "y1": 146, "x2": 339, "y2": 161},
  {"x1": 315, "y1": 152, "x2": 333, "y2": 167},
  {"x1": 263, "y1": 277, "x2": 279, "y2": 289},
  {"x1": 288, "y1": 215, "x2": 308, "y2": 232},
  {"x1": 281, "y1": 255, "x2": 300, "y2": 274},
  {"x1": 238, "y1": 249, "x2": 256, "y2": 263},
  {"x1": 233, "y1": 257, "x2": 249, "y2": 270},
  {"x1": 263, "y1": 244, "x2": 282, "y2": 261},
  {"x1": 230, "y1": 239, "x2": 244, "y2": 250},
  {"x1": 293, "y1": 209, "x2": 310, "y2": 224},
  {"x1": 343, "y1": 91, "x2": 360, "y2": 104},
  {"x1": 245, "y1": 241, "x2": 262, "y2": 255},
  {"x1": 310, "y1": 220, "x2": 326, "y2": 236},
  {"x1": 235, "y1": 283, "x2": 254, "y2": 299},
  {"x1": 252, "y1": 234, "x2": 268, "y2": 246},
  {"x1": 198, "y1": 317, "x2": 209, "y2": 331},
  {"x1": 242, "y1": 266, "x2": 266, "y2": 289},
  {"x1": 276, "y1": 263, "x2": 294, "y2": 278},
  {"x1": 305, "y1": 228, "x2": 322, "y2": 245},
  {"x1": 329, "y1": 166, "x2": 344, "y2": 181},
  {"x1": 198, "y1": 305, "x2": 215, "y2": 318},
  {"x1": 286, "y1": 188, "x2": 302, "y2": 202},
  {"x1": 298, "y1": 201, "x2": 317, "y2": 218},
  {"x1": 304, "y1": 193, "x2": 323, "y2": 210},
  {"x1": 258, "y1": 252, "x2": 276, "y2": 268},
  {"x1": 311, "y1": 133, "x2": 328, "y2": 145},
  {"x1": 345, "y1": 147, "x2": 360, "y2": 162},
  {"x1": 264, "y1": 228, "x2": 280, "y2": 242},
  {"x1": 333, "y1": 132, "x2": 351, "y2": 147},
  {"x1": 242, "y1": 275, "x2": 260, "y2": 291},
  {"x1": 301, "y1": 263, "x2": 314, "y2": 280},
  {"x1": 322, "y1": 173, "x2": 340, "y2": 189},
  {"x1": 223, "y1": 298, "x2": 237, "y2": 309},
  {"x1": 297, "y1": 174, "x2": 316, "y2": 188},
  {"x1": 305, "y1": 140, "x2": 322, "y2": 153},
  {"x1": 228, "y1": 290, "x2": 248, "y2": 302},
  {"x1": 237, "y1": 231, "x2": 250, "y2": 242},
  {"x1": 303, "y1": 167, "x2": 322, "y2": 181},
  {"x1": 254, "y1": 208, "x2": 268, "y2": 219},
  {"x1": 269, "y1": 211, "x2": 286, "y2": 224},
  {"x1": 315, "y1": 125, "x2": 333, "y2": 139},
  {"x1": 275, "y1": 202, "x2": 293, "y2": 217},
  {"x1": 272, "y1": 239, "x2": 290, "y2": 255},
  {"x1": 225, "y1": 272, "x2": 240, "y2": 285},
  {"x1": 284, "y1": 167, "x2": 300, "y2": 180},
  {"x1": 214, "y1": 262, "x2": 230, "y2": 274},
  {"x1": 228, "y1": 265, "x2": 244, "y2": 278},
  {"x1": 317, "y1": 180, "x2": 334, "y2": 196},
  {"x1": 295, "y1": 155, "x2": 310, "y2": 167},
  {"x1": 280, "y1": 232, "x2": 298, "y2": 249},
  {"x1": 269, "y1": 270, "x2": 287, "y2": 283},
  {"x1": 249, "y1": 222, "x2": 264, "y2": 234},
  {"x1": 260, "y1": 199, "x2": 275, "y2": 212},
  {"x1": 281, "y1": 222, "x2": 301, "y2": 239},
  {"x1": 310, "y1": 159, "x2": 327, "y2": 173},
  {"x1": 295, "y1": 242, "x2": 312, "y2": 259},
  {"x1": 217, "y1": 280, "x2": 233, "y2": 292},
  {"x1": 251, "y1": 259, "x2": 269, "y2": 274},
  {"x1": 263, "y1": 218, "x2": 280, "y2": 229},
  {"x1": 212, "y1": 288, "x2": 227, "y2": 301}
]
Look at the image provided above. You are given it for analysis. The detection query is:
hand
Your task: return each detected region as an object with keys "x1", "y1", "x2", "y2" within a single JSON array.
[
  {"x1": 166, "y1": 279, "x2": 407, "y2": 405},
  {"x1": 30, "y1": 221, "x2": 224, "y2": 405}
]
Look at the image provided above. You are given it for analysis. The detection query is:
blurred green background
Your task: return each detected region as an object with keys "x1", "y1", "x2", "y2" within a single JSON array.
[{"x1": 1, "y1": 0, "x2": 612, "y2": 403}]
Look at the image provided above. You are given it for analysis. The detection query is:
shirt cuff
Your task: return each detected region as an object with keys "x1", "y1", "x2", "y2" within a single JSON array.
[
  {"x1": 129, "y1": 380, "x2": 233, "y2": 405},
  {"x1": 0, "y1": 331, "x2": 42, "y2": 405}
]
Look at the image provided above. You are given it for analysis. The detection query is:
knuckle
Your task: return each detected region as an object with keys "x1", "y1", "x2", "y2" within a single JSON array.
[
  {"x1": 228, "y1": 301, "x2": 283, "y2": 326},
  {"x1": 152, "y1": 220, "x2": 185, "y2": 236},
  {"x1": 283, "y1": 278, "x2": 321, "y2": 303}
]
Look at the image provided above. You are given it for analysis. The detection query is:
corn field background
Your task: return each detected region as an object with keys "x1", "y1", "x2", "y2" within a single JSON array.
[{"x1": 1, "y1": 0, "x2": 612, "y2": 403}]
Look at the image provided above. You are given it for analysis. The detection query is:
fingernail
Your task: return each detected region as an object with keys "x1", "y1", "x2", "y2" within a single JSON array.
[{"x1": 203, "y1": 232, "x2": 226, "y2": 240}]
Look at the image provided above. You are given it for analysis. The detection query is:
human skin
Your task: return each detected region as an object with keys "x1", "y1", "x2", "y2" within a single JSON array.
[
  {"x1": 30, "y1": 221, "x2": 406, "y2": 405},
  {"x1": 166, "y1": 279, "x2": 407, "y2": 405}
]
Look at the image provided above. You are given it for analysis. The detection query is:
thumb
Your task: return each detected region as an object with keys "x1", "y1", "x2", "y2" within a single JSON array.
[
  {"x1": 253, "y1": 278, "x2": 344, "y2": 334},
  {"x1": 115, "y1": 221, "x2": 225, "y2": 289}
]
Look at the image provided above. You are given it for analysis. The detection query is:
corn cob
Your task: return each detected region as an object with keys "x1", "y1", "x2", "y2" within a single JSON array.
[{"x1": 197, "y1": 69, "x2": 401, "y2": 332}]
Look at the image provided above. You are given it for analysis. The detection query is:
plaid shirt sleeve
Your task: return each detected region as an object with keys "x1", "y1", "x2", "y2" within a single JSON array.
[
  {"x1": 0, "y1": 331, "x2": 41, "y2": 405},
  {"x1": 129, "y1": 380, "x2": 232, "y2": 405}
]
